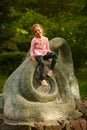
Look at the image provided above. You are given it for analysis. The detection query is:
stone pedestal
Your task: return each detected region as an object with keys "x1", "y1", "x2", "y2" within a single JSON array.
[
  {"x1": 0, "y1": 99, "x2": 87, "y2": 130},
  {"x1": 0, "y1": 37, "x2": 87, "y2": 130},
  {"x1": 0, "y1": 117, "x2": 87, "y2": 130}
]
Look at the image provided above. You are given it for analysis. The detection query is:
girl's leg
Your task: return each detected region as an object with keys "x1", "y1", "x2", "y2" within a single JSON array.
[
  {"x1": 35, "y1": 56, "x2": 48, "y2": 86},
  {"x1": 35, "y1": 55, "x2": 45, "y2": 81},
  {"x1": 44, "y1": 51, "x2": 57, "y2": 70}
]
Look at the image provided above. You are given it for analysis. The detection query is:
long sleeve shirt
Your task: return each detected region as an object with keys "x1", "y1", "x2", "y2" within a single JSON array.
[{"x1": 30, "y1": 36, "x2": 51, "y2": 57}]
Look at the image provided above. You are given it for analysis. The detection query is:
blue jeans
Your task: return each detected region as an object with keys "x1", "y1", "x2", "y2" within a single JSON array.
[{"x1": 35, "y1": 51, "x2": 57, "y2": 80}]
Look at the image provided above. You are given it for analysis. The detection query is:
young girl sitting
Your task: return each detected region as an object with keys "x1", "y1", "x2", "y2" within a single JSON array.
[{"x1": 30, "y1": 23, "x2": 57, "y2": 86}]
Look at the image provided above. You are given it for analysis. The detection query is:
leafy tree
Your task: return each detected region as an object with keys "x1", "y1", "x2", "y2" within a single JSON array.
[{"x1": 0, "y1": 0, "x2": 87, "y2": 71}]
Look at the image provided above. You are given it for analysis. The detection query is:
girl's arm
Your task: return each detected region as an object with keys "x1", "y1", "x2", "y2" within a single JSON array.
[
  {"x1": 46, "y1": 38, "x2": 51, "y2": 52},
  {"x1": 30, "y1": 40, "x2": 36, "y2": 62}
]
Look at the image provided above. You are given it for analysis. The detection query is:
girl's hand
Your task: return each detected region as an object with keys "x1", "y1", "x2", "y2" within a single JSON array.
[{"x1": 31, "y1": 56, "x2": 36, "y2": 62}]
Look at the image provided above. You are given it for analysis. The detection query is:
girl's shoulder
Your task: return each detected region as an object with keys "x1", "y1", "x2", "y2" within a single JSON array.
[
  {"x1": 31, "y1": 37, "x2": 37, "y2": 43},
  {"x1": 31, "y1": 36, "x2": 48, "y2": 43},
  {"x1": 42, "y1": 36, "x2": 48, "y2": 41}
]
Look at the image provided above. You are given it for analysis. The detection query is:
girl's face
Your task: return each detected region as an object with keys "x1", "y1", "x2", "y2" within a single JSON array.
[{"x1": 33, "y1": 26, "x2": 43, "y2": 38}]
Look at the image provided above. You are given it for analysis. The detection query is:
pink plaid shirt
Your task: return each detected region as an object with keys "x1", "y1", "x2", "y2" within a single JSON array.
[{"x1": 30, "y1": 36, "x2": 51, "y2": 57}]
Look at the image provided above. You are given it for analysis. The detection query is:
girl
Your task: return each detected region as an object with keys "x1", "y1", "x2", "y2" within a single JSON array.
[{"x1": 30, "y1": 24, "x2": 57, "y2": 86}]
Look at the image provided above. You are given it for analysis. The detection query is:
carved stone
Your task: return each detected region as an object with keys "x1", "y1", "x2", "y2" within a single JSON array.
[{"x1": 0, "y1": 37, "x2": 85, "y2": 130}]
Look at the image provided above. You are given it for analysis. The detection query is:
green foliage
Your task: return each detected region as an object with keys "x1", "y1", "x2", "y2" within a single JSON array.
[
  {"x1": 0, "y1": 52, "x2": 26, "y2": 75},
  {"x1": 76, "y1": 67, "x2": 87, "y2": 98},
  {"x1": 55, "y1": 13, "x2": 87, "y2": 70},
  {"x1": 1, "y1": 10, "x2": 56, "y2": 52},
  {"x1": 0, "y1": 10, "x2": 87, "y2": 70},
  {"x1": 11, "y1": 10, "x2": 50, "y2": 43},
  {"x1": 71, "y1": 45, "x2": 86, "y2": 70},
  {"x1": 0, "y1": 74, "x2": 8, "y2": 93},
  {"x1": 0, "y1": 40, "x2": 18, "y2": 53},
  {"x1": 0, "y1": 0, "x2": 87, "y2": 71}
]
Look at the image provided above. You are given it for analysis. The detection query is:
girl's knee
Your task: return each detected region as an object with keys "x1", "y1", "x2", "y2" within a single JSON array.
[{"x1": 51, "y1": 51, "x2": 57, "y2": 58}]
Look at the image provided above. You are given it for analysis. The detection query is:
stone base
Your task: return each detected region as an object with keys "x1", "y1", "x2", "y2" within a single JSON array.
[
  {"x1": 0, "y1": 117, "x2": 87, "y2": 130},
  {"x1": 0, "y1": 99, "x2": 87, "y2": 130}
]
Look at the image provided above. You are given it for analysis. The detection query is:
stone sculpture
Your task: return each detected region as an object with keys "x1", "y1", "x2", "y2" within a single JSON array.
[{"x1": 1, "y1": 37, "x2": 81, "y2": 126}]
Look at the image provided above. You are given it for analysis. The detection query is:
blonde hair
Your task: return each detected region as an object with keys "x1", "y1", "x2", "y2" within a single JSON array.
[{"x1": 32, "y1": 23, "x2": 45, "y2": 35}]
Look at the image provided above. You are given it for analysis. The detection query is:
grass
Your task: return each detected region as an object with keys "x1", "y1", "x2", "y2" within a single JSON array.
[
  {"x1": 0, "y1": 68, "x2": 87, "y2": 99},
  {"x1": 75, "y1": 68, "x2": 87, "y2": 99},
  {"x1": 79, "y1": 80, "x2": 87, "y2": 98}
]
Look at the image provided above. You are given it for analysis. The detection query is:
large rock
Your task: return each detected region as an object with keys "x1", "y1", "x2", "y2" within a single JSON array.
[{"x1": 0, "y1": 37, "x2": 83, "y2": 128}]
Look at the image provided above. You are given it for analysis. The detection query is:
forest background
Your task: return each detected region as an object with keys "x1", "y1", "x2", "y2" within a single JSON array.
[{"x1": 0, "y1": 0, "x2": 87, "y2": 98}]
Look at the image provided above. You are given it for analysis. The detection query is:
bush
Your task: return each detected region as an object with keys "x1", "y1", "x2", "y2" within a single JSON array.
[
  {"x1": 0, "y1": 52, "x2": 26, "y2": 75},
  {"x1": 71, "y1": 45, "x2": 86, "y2": 71},
  {"x1": 0, "y1": 10, "x2": 87, "y2": 71}
]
